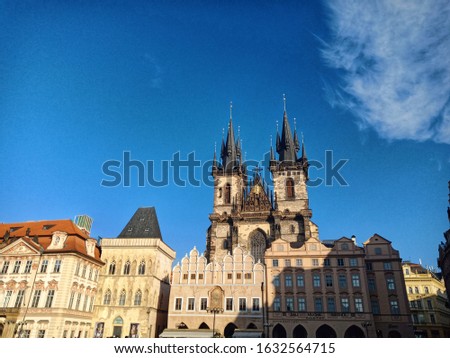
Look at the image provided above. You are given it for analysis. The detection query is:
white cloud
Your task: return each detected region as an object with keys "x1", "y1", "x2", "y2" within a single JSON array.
[{"x1": 321, "y1": 0, "x2": 450, "y2": 144}]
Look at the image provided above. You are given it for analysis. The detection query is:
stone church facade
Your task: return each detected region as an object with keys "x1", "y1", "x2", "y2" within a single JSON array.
[{"x1": 164, "y1": 102, "x2": 413, "y2": 338}]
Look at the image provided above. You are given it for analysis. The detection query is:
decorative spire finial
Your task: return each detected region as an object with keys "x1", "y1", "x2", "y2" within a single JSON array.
[
  {"x1": 230, "y1": 101, "x2": 233, "y2": 119},
  {"x1": 294, "y1": 117, "x2": 297, "y2": 130},
  {"x1": 276, "y1": 120, "x2": 279, "y2": 133},
  {"x1": 283, "y1": 93, "x2": 286, "y2": 112}
]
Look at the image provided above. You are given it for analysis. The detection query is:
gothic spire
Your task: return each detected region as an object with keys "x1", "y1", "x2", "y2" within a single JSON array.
[
  {"x1": 277, "y1": 106, "x2": 298, "y2": 163},
  {"x1": 221, "y1": 102, "x2": 239, "y2": 173}
]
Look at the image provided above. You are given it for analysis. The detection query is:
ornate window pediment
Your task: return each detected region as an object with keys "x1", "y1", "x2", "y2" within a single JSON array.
[{"x1": 48, "y1": 231, "x2": 68, "y2": 250}]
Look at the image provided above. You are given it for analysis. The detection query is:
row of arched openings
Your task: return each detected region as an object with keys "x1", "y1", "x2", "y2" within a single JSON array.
[{"x1": 108, "y1": 260, "x2": 146, "y2": 275}]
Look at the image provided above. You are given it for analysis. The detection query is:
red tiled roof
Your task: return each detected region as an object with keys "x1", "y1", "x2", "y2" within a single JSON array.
[{"x1": 0, "y1": 219, "x2": 103, "y2": 262}]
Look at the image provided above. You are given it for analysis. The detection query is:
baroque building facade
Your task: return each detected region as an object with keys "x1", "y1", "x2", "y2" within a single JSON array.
[
  {"x1": 164, "y1": 103, "x2": 413, "y2": 338},
  {"x1": 0, "y1": 218, "x2": 103, "y2": 338},
  {"x1": 402, "y1": 261, "x2": 450, "y2": 338},
  {"x1": 91, "y1": 207, "x2": 175, "y2": 338}
]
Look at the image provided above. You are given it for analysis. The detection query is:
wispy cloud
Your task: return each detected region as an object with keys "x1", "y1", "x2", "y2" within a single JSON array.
[{"x1": 321, "y1": 0, "x2": 450, "y2": 144}]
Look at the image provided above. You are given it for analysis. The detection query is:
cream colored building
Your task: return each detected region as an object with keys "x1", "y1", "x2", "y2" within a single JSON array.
[
  {"x1": 0, "y1": 218, "x2": 103, "y2": 338},
  {"x1": 164, "y1": 246, "x2": 265, "y2": 338},
  {"x1": 403, "y1": 262, "x2": 450, "y2": 338},
  {"x1": 92, "y1": 207, "x2": 175, "y2": 338}
]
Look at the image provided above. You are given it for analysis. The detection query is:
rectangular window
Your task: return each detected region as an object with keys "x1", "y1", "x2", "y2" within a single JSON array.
[
  {"x1": 40, "y1": 260, "x2": 48, "y2": 273},
  {"x1": 338, "y1": 274, "x2": 347, "y2": 289},
  {"x1": 383, "y1": 262, "x2": 392, "y2": 270},
  {"x1": 374, "y1": 248, "x2": 382, "y2": 255},
  {"x1": 390, "y1": 300, "x2": 399, "y2": 315},
  {"x1": 273, "y1": 276, "x2": 280, "y2": 287},
  {"x1": 83, "y1": 296, "x2": 89, "y2": 311},
  {"x1": 284, "y1": 259, "x2": 291, "y2": 267},
  {"x1": 31, "y1": 290, "x2": 41, "y2": 308},
  {"x1": 366, "y1": 262, "x2": 373, "y2": 271},
  {"x1": 427, "y1": 299, "x2": 433, "y2": 309},
  {"x1": 252, "y1": 298, "x2": 260, "y2": 311},
  {"x1": 417, "y1": 300, "x2": 423, "y2": 309},
  {"x1": 312, "y1": 259, "x2": 319, "y2": 267},
  {"x1": 386, "y1": 277, "x2": 396, "y2": 291},
  {"x1": 295, "y1": 259, "x2": 303, "y2": 267},
  {"x1": 239, "y1": 298, "x2": 247, "y2": 312},
  {"x1": 75, "y1": 262, "x2": 80, "y2": 276},
  {"x1": 371, "y1": 299, "x2": 380, "y2": 315},
  {"x1": 3, "y1": 290, "x2": 12, "y2": 307},
  {"x1": 15, "y1": 290, "x2": 25, "y2": 308},
  {"x1": 13, "y1": 260, "x2": 21, "y2": 273},
  {"x1": 327, "y1": 297, "x2": 336, "y2": 312},
  {"x1": 53, "y1": 260, "x2": 61, "y2": 273},
  {"x1": 368, "y1": 278, "x2": 376, "y2": 292},
  {"x1": 245, "y1": 273, "x2": 252, "y2": 279},
  {"x1": 314, "y1": 297, "x2": 323, "y2": 312},
  {"x1": 22, "y1": 330, "x2": 31, "y2": 338},
  {"x1": 424, "y1": 286, "x2": 429, "y2": 294},
  {"x1": 45, "y1": 290, "x2": 55, "y2": 308},
  {"x1": 354, "y1": 298, "x2": 363, "y2": 312},
  {"x1": 200, "y1": 298, "x2": 208, "y2": 311},
  {"x1": 226, "y1": 298, "x2": 233, "y2": 311},
  {"x1": 313, "y1": 274, "x2": 321, "y2": 288},
  {"x1": 352, "y1": 274, "x2": 361, "y2": 288},
  {"x1": 349, "y1": 258, "x2": 357, "y2": 267},
  {"x1": 286, "y1": 297, "x2": 294, "y2": 311},
  {"x1": 227, "y1": 273, "x2": 232, "y2": 280},
  {"x1": 297, "y1": 297, "x2": 306, "y2": 312},
  {"x1": 75, "y1": 293, "x2": 82, "y2": 310},
  {"x1": 430, "y1": 314, "x2": 436, "y2": 324},
  {"x1": 296, "y1": 274, "x2": 305, "y2": 288},
  {"x1": 341, "y1": 297, "x2": 350, "y2": 312},
  {"x1": 337, "y1": 258, "x2": 344, "y2": 267},
  {"x1": 37, "y1": 330, "x2": 45, "y2": 338},
  {"x1": 273, "y1": 297, "x2": 281, "y2": 311},
  {"x1": 1, "y1": 261, "x2": 10, "y2": 274},
  {"x1": 183, "y1": 274, "x2": 188, "y2": 280},
  {"x1": 285, "y1": 274, "x2": 293, "y2": 287},
  {"x1": 323, "y1": 258, "x2": 330, "y2": 267},
  {"x1": 24, "y1": 260, "x2": 32, "y2": 273},
  {"x1": 187, "y1": 297, "x2": 195, "y2": 311},
  {"x1": 325, "y1": 275, "x2": 333, "y2": 287},
  {"x1": 236, "y1": 273, "x2": 242, "y2": 279},
  {"x1": 175, "y1": 298, "x2": 182, "y2": 311},
  {"x1": 68, "y1": 292, "x2": 75, "y2": 309},
  {"x1": 273, "y1": 259, "x2": 279, "y2": 267}
]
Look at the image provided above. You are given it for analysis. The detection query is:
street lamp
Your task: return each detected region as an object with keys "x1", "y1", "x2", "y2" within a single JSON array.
[{"x1": 206, "y1": 307, "x2": 223, "y2": 338}]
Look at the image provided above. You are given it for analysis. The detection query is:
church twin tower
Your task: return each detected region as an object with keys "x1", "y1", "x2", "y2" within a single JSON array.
[{"x1": 205, "y1": 102, "x2": 320, "y2": 263}]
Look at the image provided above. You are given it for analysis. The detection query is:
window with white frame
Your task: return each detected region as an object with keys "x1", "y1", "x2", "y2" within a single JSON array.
[
  {"x1": 13, "y1": 260, "x2": 21, "y2": 273},
  {"x1": 297, "y1": 297, "x2": 306, "y2": 312},
  {"x1": 273, "y1": 297, "x2": 281, "y2": 311},
  {"x1": 175, "y1": 298, "x2": 182, "y2": 311},
  {"x1": 15, "y1": 290, "x2": 25, "y2": 308},
  {"x1": 187, "y1": 297, "x2": 195, "y2": 311},
  {"x1": 354, "y1": 297, "x2": 363, "y2": 312},
  {"x1": 252, "y1": 298, "x2": 260, "y2": 311},
  {"x1": 1, "y1": 261, "x2": 10, "y2": 274},
  {"x1": 69, "y1": 291, "x2": 75, "y2": 308},
  {"x1": 3, "y1": 290, "x2": 12, "y2": 307},
  {"x1": 352, "y1": 274, "x2": 361, "y2": 288},
  {"x1": 239, "y1": 298, "x2": 247, "y2": 311},
  {"x1": 286, "y1": 297, "x2": 294, "y2": 311},
  {"x1": 295, "y1": 259, "x2": 303, "y2": 267},
  {"x1": 200, "y1": 297, "x2": 208, "y2": 311},
  {"x1": 53, "y1": 260, "x2": 61, "y2": 273},
  {"x1": 40, "y1": 260, "x2": 48, "y2": 273},
  {"x1": 31, "y1": 290, "x2": 42, "y2": 308},
  {"x1": 45, "y1": 290, "x2": 55, "y2": 308},
  {"x1": 24, "y1": 260, "x2": 32, "y2": 273},
  {"x1": 226, "y1": 297, "x2": 233, "y2": 311},
  {"x1": 296, "y1": 274, "x2": 305, "y2": 287},
  {"x1": 341, "y1": 297, "x2": 350, "y2": 312},
  {"x1": 285, "y1": 274, "x2": 293, "y2": 288}
]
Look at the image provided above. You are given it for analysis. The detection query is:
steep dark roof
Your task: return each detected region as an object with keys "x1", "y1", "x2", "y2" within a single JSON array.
[{"x1": 118, "y1": 207, "x2": 162, "y2": 239}]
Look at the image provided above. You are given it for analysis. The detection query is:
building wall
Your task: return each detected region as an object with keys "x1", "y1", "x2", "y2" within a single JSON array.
[
  {"x1": 265, "y1": 237, "x2": 375, "y2": 338},
  {"x1": 168, "y1": 246, "x2": 265, "y2": 337},
  {"x1": 92, "y1": 238, "x2": 175, "y2": 338},
  {"x1": 0, "y1": 226, "x2": 103, "y2": 338},
  {"x1": 403, "y1": 262, "x2": 450, "y2": 338}
]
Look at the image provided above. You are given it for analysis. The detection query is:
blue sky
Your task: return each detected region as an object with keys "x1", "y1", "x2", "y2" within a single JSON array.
[{"x1": 1, "y1": 1, "x2": 449, "y2": 269}]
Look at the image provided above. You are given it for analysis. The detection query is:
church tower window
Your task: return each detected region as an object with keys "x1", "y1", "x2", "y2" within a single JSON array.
[
  {"x1": 224, "y1": 184, "x2": 231, "y2": 204},
  {"x1": 286, "y1": 178, "x2": 295, "y2": 199}
]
